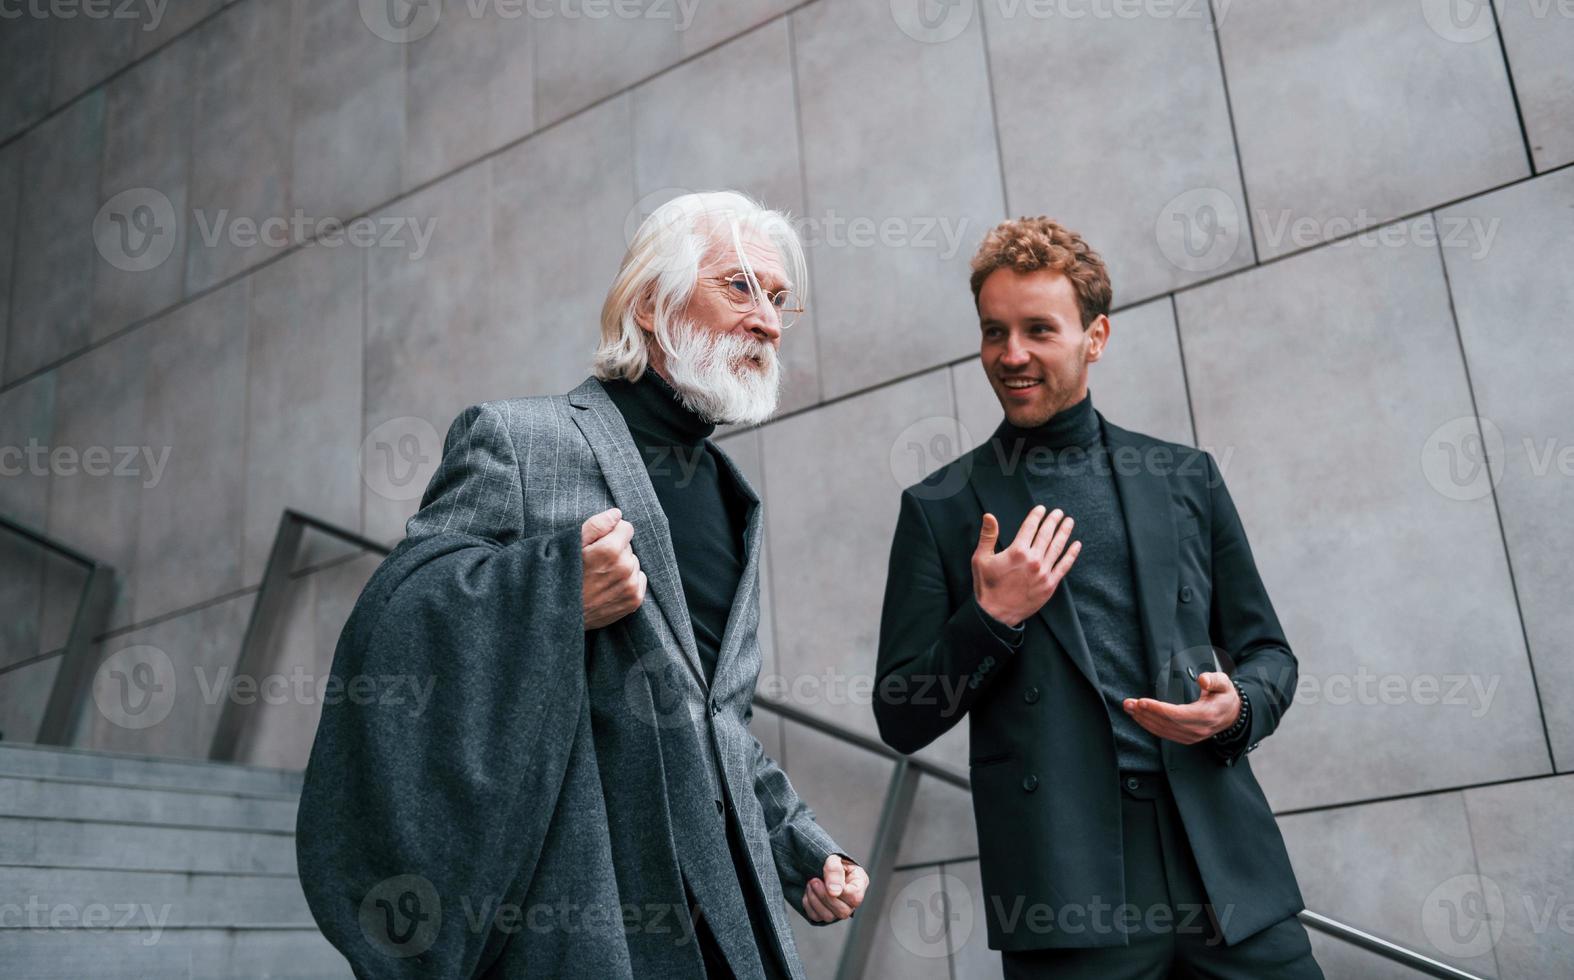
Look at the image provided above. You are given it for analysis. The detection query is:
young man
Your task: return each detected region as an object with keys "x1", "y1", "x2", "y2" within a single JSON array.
[
  {"x1": 299, "y1": 192, "x2": 865, "y2": 980},
  {"x1": 875, "y1": 218, "x2": 1321, "y2": 977}
]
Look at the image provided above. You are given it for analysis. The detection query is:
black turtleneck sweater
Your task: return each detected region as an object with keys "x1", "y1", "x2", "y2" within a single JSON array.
[
  {"x1": 994, "y1": 389, "x2": 1163, "y2": 773},
  {"x1": 602, "y1": 371, "x2": 791, "y2": 980},
  {"x1": 602, "y1": 371, "x2": 749, "y2": 684}
]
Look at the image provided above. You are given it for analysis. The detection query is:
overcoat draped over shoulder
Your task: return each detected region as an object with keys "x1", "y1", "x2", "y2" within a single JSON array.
[{"x1": 297, "y1": 380, "x2": 844, "y2": 980}]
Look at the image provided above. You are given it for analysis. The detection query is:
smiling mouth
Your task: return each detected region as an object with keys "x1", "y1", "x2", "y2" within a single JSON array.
[{"x1": 999, "y1": 377, "x2": 1042, "y2": 390}]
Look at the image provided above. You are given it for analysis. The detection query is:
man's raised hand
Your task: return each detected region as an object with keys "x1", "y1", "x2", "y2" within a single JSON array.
[
  {"x1": 971, "y1": 505, "x2": 1081, "y2": 628},
  {"x1": 581, "y1": 507, "x2": 646, "y2": 629}
]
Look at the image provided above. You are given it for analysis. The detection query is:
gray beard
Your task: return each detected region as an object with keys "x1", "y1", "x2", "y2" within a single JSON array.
[{"x1": 661, "y1": 319, "x2": 782, "y2": 426}]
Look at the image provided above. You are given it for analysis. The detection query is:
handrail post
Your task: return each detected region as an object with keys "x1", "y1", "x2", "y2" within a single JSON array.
[
  {"x1": 835, "y1": 758, "x2": 922, "y2": 980},
  {"x1": 208, "y1": 511, "x2": 306, "y2": 762},
  {"x1": 35, "y1": 563, "x2": 117, "y2": 745}
]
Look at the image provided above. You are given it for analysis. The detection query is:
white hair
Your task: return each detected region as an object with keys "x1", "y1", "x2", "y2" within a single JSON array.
[{"x1": 594, "y1": 190, "x2": 807, "y2": 383}]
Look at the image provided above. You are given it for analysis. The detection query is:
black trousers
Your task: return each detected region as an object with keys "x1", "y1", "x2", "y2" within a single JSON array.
[{"x1": 1002, "y1": 771, "x2": 1323, "y2": 980}]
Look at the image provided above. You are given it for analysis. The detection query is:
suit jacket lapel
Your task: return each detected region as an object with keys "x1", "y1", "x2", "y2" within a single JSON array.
[
  {"x1": 967, "y1": 426, "x2": 1100, "y2": 693},
  {"x1": 708, "y1": 440, "x2": 763, "y2": 687},
  {"x1": 1102, "y1": 416, "x2": 1181, "y2": 704},
  {"x1": 567, "y1": 377, "x2": 708, "y2": 693}
]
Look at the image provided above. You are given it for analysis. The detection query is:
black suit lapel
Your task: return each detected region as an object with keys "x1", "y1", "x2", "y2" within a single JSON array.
[
  {"x1": 967, "y1": 428, "x2": 1100, "y2": 694},
  {"x1": 1102, "y1": 416, "x2": 1181, "y2": 704}
]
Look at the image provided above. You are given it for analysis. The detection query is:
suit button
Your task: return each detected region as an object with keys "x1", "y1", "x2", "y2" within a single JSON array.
[
  {"x1": 1179, "y1": 586, "x2": 1194, "y2": 603},
  {"x1": 710, "y1": 701, "x2": 721, "y2": 716},
  {"x1": 1022, "y1": 774, "x2": 1039, "y2": 793},
  {"x1": 1023, "y1": 687, "x2": 1040, "y2": 704},
  {"x1": 1125, "y1": 776, "x2": 1140, "y2": 791},
  {"x1": 715, "y1": 799, "x2": 724, "y2": 815}
]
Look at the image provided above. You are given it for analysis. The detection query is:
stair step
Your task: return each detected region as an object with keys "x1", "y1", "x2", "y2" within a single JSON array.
[
  {"x1": 0, "y1": 742, "x2": 305, "y2": 796},
  {"x1": 0, "y1": 775, "x2": 298, "y2": 831},
  {"x1": 3, "y1": 867, "x2": 314, "y2": 928},
  {"x1": 0, "y1": 927, "x2": 351, "y2": 978},
  {"x1": 0, "y1": 815, "x2": 297, "y2": 875}
]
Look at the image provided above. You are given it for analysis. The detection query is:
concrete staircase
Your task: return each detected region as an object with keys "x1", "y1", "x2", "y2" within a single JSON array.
[{"x1": 0, "y1": 742, "x2": 351, "y2": 978}]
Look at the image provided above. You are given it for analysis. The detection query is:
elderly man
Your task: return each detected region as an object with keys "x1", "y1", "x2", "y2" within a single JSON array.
[
  {"x1": 875, "y1": 217, "x2": 1321, "y2": 978},
  {"x1": 298, "y1": 191, "x2": 865, "y2": 980}
]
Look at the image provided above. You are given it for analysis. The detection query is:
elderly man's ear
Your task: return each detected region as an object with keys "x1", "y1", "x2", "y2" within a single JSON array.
[{"x1": 632, "y1": 292, "x2": 654, "y2": 333}]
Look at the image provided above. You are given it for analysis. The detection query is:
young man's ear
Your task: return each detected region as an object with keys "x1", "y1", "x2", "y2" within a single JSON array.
[{"x1": 1086, "y1": 314, "x2": 1111, "y2": 363}]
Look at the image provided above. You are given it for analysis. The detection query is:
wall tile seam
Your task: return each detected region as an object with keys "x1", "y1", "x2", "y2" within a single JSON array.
[
  {"x1": 0, "y1": 1, "x2": 235, "y2": 155},
  {"x1": 6, "y1": 154, "x2": 1569, "y2": 420},
  {"x1": 1432, "y1": 225, "x2": 1558, "y2": 771},
  {"x1": 2, "y1": 0, "x2": 825, "y2": 392}
]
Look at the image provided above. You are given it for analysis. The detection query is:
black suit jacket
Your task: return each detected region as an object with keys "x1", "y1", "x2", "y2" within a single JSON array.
[{"x1": 874, "y1": 412, "x2": 1305, "y2": 951}]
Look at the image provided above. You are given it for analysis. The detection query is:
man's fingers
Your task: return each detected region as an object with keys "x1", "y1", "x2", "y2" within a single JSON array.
[
  {"x1": 580, "y1": 507, "x2": 622, "y2": 547},
  {"x1": 1012, "y1": 505, "x2": 1047, "y2": 550},
  {"x1": 1124, "y1": 697, "x2": 1212, "y2": 743},
  {"x1": 810, "y1": 878, "x2": 854, "y2": 918},
  {"x1": 802, "y1": 882, "x2": 834, "y2": 922},
  {"x1": 842, "y1": 865, "x2": 868, "y2": 908},
  {"x1": 823, "y1": 854, "x2": 845, "y2": 897},
  {"x1": 1051, "y1": 539, "x2": 1082, "y2": 581},
  {"x1": 1198, "y1": 671, "x2": 1232, "y2": 695},
  {"x1": 1040, "y1": 510, "x2": 1076, "y2": 564},
  {"x1": 974, "y1": 513, "x2": 1000, "y2": 560},
  {"x1": 1126, "y1": 697, "x2": 1190, "y2": 723},
  {"x1": 586, "y1": 518, "x2": 635, "y2": 558},
  {"x1": 1124, "y1": 700, "x2": 1186, "y2": 740},
  {"x1": 1030, "y1": 509, "x2": 1066, "y2": 555}
]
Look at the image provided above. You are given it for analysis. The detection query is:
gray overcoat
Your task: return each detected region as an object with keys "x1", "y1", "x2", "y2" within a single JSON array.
[{"x1": 297, "y1": 377, "x2": 846, "y2": 979}]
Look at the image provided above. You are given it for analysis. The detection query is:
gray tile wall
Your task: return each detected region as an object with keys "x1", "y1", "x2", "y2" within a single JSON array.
[{"x1": 1, "y1": 1, "x2": 1570, "y2": 975}]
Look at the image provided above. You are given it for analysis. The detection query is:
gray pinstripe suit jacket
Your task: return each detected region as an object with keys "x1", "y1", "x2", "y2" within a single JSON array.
[{"x1": 402, "y1": 376, "x2": 845, "y2": 979}]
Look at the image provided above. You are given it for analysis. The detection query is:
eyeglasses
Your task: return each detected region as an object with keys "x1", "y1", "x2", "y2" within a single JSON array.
[{"x1": 708, "y1": 271, "x2": 804, "y2": 329}]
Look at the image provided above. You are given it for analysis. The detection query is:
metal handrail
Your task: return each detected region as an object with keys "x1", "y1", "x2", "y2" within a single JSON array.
[
  {"x1": 0, "y1": 514, "x2": 117, "y2": 745},
  {"x1": 1297, "y1": 912, "x2": 1485, "y2": 980},
  {"x1": 228, "y1": 510, "x2": 1485, "y2": 980}
]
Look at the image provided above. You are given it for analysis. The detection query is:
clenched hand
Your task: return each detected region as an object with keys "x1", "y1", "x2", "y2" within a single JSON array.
[
  {"x1": 581, "y1": 508, "x2": 646, "y2": 629},
  {"x1": 802, "y1": 854, "x2": 868, "y2": 923}
]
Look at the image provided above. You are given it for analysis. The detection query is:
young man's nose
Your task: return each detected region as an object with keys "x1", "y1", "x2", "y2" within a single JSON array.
[{"x1": 1000, "y1": 337, "x2": 1031, "y2": 366}]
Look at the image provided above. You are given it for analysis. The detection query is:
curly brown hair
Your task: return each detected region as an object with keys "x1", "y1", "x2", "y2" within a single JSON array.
[{"x1": 968, "y1": 217, "x2": 1112, "y2": 327}]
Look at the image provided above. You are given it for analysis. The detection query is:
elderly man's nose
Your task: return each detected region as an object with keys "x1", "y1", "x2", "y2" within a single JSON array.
[{"x1": 746, "y1": 301, "x2": 783, "y2": 341}]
